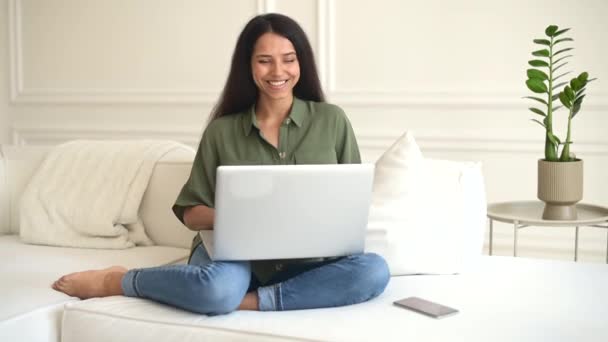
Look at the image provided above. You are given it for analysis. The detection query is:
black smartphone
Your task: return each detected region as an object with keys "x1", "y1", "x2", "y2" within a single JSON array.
[{"x1": 393, "y1": 296, "x2": 459, "y2": 319}]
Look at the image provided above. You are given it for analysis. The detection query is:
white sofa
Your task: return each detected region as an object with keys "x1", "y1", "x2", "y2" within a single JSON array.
[
  {"x1": 1, "y1": 144, "x2": 608, "y2": 342},
  {"x1": 0, "y1": 145, "x2": 196, "y2": 342}
]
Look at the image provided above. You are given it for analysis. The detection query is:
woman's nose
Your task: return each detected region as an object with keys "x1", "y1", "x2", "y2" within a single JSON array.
[{"x1": 270, "y1": 61, "x2": 283, "y2": 75}]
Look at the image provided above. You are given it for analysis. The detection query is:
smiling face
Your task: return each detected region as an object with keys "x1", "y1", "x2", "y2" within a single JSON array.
[{"x1": 251, "y1": 32, "x2": 300, "y2": 103}]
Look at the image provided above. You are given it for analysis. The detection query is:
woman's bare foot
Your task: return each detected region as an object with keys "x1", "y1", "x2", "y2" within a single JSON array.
[
  {"x1": 238, "y1": 291, "x2": 260, "y2": 311},
  {"x1": 52, "y1": 266, "x2": 128, "y2": 299}
]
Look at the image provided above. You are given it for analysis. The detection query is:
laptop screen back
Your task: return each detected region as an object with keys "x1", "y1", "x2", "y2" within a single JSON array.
[{"x1": 209, "y1": 164, "x2": 374, "y2": 261}]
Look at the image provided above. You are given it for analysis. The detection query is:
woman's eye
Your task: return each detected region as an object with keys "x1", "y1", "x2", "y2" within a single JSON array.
[
  {"x1": 259, "y1": 60, "x2": 270, "y2": 64},
  {"x1": 285, "y1": 59, "x2": 296, "y2": 63}
]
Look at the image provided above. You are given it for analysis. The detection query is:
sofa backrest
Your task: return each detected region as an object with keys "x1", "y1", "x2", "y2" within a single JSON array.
[{"x1": 0, "y1": 145, "x2": 196, "y2": 248}]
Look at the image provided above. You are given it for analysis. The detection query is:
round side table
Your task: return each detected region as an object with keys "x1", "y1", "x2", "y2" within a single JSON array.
[{"x1": 487, "y1": 201, "x2": 608, "y2": 262}]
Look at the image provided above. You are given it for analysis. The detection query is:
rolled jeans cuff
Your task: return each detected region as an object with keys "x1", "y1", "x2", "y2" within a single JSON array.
[
  {"x1": 121, "y1": 269, "x2": 140, "y2": 297},
  {"x1": 257, "y1": 284, "x2": 281, "y2": 311}
]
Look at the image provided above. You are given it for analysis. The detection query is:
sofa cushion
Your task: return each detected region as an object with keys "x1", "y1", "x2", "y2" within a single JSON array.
[
  {"x1": 365, "y1": 132, "x2": 486, "y2": 275},
  {"x1": 0, "y1": 234, "x2": 189, "y2": 342},
  {"x1": 60, "y1": 257, "x2": 608, "y2": 342}
]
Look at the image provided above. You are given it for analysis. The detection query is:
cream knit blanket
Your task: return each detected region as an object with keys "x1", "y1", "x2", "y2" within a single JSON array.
[{"x1": 19, "y1": 140, "x2": 188, "y2": 249}]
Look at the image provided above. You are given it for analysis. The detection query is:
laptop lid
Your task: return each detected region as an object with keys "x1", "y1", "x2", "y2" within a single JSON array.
[{"x1": 204, "y1": 164, "x2": 374, "y2": 261}]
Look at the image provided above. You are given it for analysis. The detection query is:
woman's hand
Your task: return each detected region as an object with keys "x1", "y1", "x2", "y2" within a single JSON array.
[{"x1": 183, "y1": 205, "x2": 215, "y2": 231}]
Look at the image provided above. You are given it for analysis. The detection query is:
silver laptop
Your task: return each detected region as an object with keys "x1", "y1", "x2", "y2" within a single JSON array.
[{"x1": 200, "y1": 164, "x2": 374, "y2": 261}]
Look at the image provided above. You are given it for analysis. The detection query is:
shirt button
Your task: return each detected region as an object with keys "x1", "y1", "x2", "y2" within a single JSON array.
[
  {"x1": 275, "y1": 263, "x2": 284, "y2": 271},
  {"x1": 285, "y1": 118, "x2": 291, "y2": 125},
  {"x1": 279, "y1": 152, "x2": 286, "y2": 159}
]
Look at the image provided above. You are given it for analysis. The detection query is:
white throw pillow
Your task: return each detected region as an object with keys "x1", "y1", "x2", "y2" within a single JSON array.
[
  {"x1": 19, "y1": 140, "x2": 189, "y2": 249},
  {"x1": 365, "y1": 132, "x2": 486, "y2": 275}
]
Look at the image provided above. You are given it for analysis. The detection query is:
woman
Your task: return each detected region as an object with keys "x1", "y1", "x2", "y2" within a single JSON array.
[{"x1": 53, "y1": 13, "x2": 389, "y2": 314}]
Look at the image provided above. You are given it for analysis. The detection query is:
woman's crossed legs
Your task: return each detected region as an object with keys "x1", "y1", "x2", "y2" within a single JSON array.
[{"x1": 53, "y1": 244, "x2": 389, "y2": 315}]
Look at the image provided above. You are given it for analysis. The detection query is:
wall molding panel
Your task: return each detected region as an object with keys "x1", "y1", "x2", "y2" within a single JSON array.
[
  {"x1": 320, "y1": 0, "x2": 608, "y2": 110},
  {"x1": 11, "y1": 88, "x2": 220, "y2": 105},
  {"x1": 357, "y1": 133, "x2": 608, "y2": 155},
  {"x1": 8, "y1": 0, "x2": 243, "y2": 105},
  {"x1": 11, "y1": 124, "x2": 203, "y2": 147},
  {"x1": 329, "y1": 90, "x2": 608, "y2": 110},
  {"x1": 257, "y1": 0, "x2": 275, "y2": 14},
  {"x1": 317, "y1": 0, "x2": 333, "y2": 93},
  {"x1": 10, "y1": 0, "x2": 608, "y2": 110},
  {"x1": 12, "y1": 124, "x2": 608, "y2": 157},
  {"x1": 8, "y1": 0, "x2": 22, "y2": 103}
]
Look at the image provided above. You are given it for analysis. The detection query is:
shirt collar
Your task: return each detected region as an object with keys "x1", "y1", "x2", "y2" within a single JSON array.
[{"x1": 243, "y1": 97, "x2": 306, "y2": 136}]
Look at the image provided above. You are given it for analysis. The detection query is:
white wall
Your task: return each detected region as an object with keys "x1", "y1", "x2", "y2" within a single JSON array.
[{"x1": 2, "y1": 0, "x2": 608, "y2": 261}]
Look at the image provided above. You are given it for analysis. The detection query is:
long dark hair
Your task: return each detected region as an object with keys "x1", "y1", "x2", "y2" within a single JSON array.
[{"x1": 208, "y1": 13, "x2": 325, "y2": 122}]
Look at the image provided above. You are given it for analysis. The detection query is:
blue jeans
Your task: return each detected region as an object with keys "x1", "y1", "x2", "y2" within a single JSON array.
[{"x1": 122, "y1": 243, "x2": 390, "y2": 315}]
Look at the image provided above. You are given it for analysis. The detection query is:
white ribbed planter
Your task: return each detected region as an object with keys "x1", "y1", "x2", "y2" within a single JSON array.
[{"x1": 537, "y1": 159, "x2": 584, "y2": 220}]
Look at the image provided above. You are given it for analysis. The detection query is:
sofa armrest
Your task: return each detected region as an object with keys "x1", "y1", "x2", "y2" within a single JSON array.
[{"x1": 140, "y1": 149, "x2": 196, "y2": 249}]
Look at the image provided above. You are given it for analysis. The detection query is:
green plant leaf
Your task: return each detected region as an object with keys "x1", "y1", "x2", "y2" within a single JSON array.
[
  {"x1": 572, "y1": 102, "x2": 582, "y2": 117},
  {"x1": 552, "y1": 93, "x2": 561, "y2": 102},
  {"x1": 555, "y1": 37, "x2": 574, "y2": 44},
  {"x1": 526, "y1": 78, "x2": 548, "y2": 93},
  {"x1": 552, "y1": 81, "x2": 568, "y2": 91},
  {"x1": 532, "y1": 49, "x2": 550, "y2": 57},
  {"x1": 533, "y1": 38, "x2": 551, "y2": 46},
  {"x1": 574, "y1": 90, "x2": 585, "y2": 101},
  {"x1": 545, "y1": 25, "x2": 559, "y2": 37},
  {"x1": 559, "y1": 92, "x2": 571, "y2": 108},
  {"x1": 527, "y1": 69, "x2": 549, "y2": 80},
  {"x1": 578, "y1": 72, "x2": 589, "y2": 83},
  {"x1": 554, "y1": 47, "x2": 574, "y2": 56},
  {"x1": 529, "y1": 107, "x2": 546, "y2": 116},
  {"x1": 529, "y1": 60, "x2": 549, "y2": 67},
  {"x1": 523, "y1": 96, "x2": 548, "y2": 105},
  {"x1": 531, "y1": 119, "x2": 546, "y2": 128},
  {"x1": 565, "y1": 86, "x2": 575, "y2": 100},
  {"x1": 553, "y1": 28, "x2": 571, "y2": 37},
  {"x1": 570, "y1": 78, "x2": 582, "y2": 92},
  {"x1": 553, "y1": 55, "x2": 572, "y2": 65},
  {"x1": 553, "y1": 71, "x2": 572, "y2": 82}
]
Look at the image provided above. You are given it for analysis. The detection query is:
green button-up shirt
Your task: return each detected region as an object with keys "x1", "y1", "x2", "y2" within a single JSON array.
[{"x1": 172, "y1": 97, "x2": 361, "y2": 284}]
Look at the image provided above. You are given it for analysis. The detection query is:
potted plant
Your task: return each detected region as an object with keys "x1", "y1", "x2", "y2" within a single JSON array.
[{"x1": 525, "y1": 24, "x2": 596, "y2": 220}]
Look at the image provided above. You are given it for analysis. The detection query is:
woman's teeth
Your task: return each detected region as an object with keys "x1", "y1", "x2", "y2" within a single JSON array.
[{"x1": 268, "y1": 80, "x2": 287, "y2": 86}]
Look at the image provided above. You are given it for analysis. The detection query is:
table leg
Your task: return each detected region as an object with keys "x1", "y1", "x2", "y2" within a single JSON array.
[
  {"x1": 489, "y1": 219, "x2": 493, "y2": 256},
  {"x1": 574, "y1": 226, "x2": 579, "y2": 262},
  {"x1": 513, "y1": 221, "x2": 518, "y2": 257}
]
